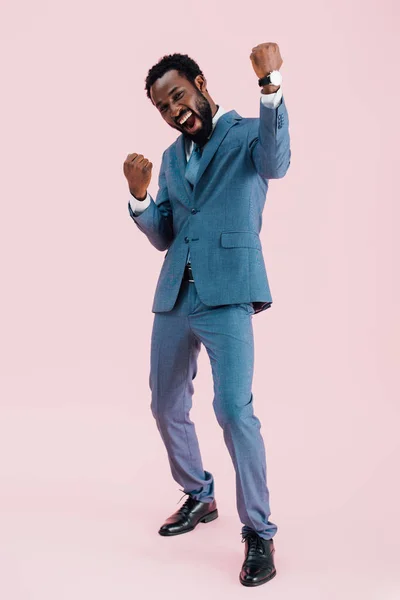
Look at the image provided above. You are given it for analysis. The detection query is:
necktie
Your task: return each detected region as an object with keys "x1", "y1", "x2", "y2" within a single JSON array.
[
  {"x1": 184, "y1": 143, "x2": 202, "y2": 266},
  {"x1": 185, "y1": 143, "x2": 202, "y2": 187}
]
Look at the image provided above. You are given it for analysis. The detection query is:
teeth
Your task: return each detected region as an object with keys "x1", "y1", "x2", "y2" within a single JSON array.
[{"x1": 179, "y1": 111, "x2": 193, "y2": 125}]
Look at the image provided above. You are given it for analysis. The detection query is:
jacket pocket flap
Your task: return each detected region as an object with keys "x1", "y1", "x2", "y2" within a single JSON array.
[{"x1": 220, "y1": 231, "x2": 261, "y2": 250}]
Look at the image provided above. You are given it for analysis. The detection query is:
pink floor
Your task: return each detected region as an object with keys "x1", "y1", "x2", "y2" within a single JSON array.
[{"x1": 1, "y1": 365, "x2": 399, "y2": 600}]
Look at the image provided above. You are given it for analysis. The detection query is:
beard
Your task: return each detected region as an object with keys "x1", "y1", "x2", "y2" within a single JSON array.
[{"x1": 182, "y1": 89, "x2": 213, "y2": 148}]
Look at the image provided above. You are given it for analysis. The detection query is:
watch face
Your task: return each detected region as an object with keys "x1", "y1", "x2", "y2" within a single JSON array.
[{"x1": 270, "y1": 70, "x2": 282, "y2": 86}]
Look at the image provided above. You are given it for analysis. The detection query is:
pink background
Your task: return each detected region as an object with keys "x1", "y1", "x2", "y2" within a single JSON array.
[{"x1": 1, "y1": 0, "x2": 399, "y2": 597}]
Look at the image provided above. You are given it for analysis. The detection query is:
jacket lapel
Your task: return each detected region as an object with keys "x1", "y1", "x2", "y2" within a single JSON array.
[{"x1": 174, "y1": 109, "x2": 242, "y2": 203}]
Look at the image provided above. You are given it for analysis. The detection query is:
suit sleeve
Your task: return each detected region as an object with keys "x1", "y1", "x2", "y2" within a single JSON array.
[
  {"x1": 248, "y1": 94, "x2": 291, "y2": 180},
  {"x1": 127, "y1": 150, "x2": 174, "y2": 251}
]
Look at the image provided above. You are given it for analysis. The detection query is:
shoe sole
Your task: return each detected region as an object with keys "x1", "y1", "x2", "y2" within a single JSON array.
[
  {"x1": 158, "y1": 509, "x2": 219, "y2": 536},
  {"x1": 239, "y1": 569, "x2": 277, "y2": 587}
]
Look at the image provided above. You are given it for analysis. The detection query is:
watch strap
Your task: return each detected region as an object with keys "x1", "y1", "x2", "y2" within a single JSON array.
[{"x1": 258, "y1": 72, "x2": 273, "y2": 87}]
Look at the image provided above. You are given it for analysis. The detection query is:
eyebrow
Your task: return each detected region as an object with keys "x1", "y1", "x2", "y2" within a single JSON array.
[{"x1": 155, "y1": 86, "x2": 181, "y2": 109}]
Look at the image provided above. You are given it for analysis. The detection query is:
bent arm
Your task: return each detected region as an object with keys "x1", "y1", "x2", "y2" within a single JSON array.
[
  {"x1": 249, "y1": 94, "x2": 291, "y2": 180},
  {"x1": 127, "y1": 151, "x2": 174, "y2": 251}
]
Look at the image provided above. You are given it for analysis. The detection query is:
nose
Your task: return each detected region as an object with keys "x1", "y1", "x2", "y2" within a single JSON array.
[{"x1": 170, "y1": 106, "x2": 181, "y2": 121}]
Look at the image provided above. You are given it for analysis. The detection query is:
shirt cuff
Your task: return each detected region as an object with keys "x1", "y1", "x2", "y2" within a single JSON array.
[
  {"x1": 129, "y1": 191, "x2": 151, "y2": 215},
  {"x1": 260, "y1": 86, "x2": 283, "y2": 109}
]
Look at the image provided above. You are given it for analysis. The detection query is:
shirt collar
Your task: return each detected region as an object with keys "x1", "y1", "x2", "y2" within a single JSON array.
[{"x1": 210, "y1": 104, "x2": 226, "y2": 133}]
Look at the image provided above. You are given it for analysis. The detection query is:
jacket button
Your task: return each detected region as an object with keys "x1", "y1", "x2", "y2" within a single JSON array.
[
  {"x1": 191, "y1": 208, "x2": 197, "y2": 214},
  {"x1": 184, "y1": 236, "x2": 190, "y2": 243}
]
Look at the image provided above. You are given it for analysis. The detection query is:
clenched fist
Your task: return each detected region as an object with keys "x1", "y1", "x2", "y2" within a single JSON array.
[
  {"x1": 249, "y1": 42, "x2": 283, "y2": 79},
  {"x1": 123, "y1": 153, "x2": 153, "y2": 200}
]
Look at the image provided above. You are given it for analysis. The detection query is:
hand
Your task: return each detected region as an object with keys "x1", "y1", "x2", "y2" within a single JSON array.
[
  {"x1": 249, "y1": 42, "x2": 283, "y2": 79},
  {"x1": 123, "y1": 153, "x2": 153, "y2": 199}
]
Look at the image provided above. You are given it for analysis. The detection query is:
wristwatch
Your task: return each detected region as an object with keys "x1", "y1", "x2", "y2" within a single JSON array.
[{"x1": 258, "y1": 70, "x2": 282, "y2": 87}]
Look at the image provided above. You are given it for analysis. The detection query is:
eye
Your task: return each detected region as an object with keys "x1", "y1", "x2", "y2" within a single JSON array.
[
  {"x1": 160, "y1": 91, "x2": 184, "y2": 114},
  {"x1": 174, "y1": 91, "x2": 184, "y2": 101}
]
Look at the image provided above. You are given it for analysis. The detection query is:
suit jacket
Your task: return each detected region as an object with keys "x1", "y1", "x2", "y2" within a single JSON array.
[{"x1": 128, "y1": 96, "x2": 291, "y2": 315}]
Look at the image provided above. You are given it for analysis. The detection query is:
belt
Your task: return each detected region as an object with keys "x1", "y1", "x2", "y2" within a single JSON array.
[{"x1": 183, "y1": 262, "x2": 195, "y2": 282}]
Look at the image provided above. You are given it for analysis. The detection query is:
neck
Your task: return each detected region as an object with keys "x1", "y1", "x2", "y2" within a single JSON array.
[{"x1": 211, "y1": 103, "x2": 219, "y2": 118}]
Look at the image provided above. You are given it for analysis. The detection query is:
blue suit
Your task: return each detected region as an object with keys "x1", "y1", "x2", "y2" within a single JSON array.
[{"x1": 128, "y1": 96, "x2": 291, "y2": 539}]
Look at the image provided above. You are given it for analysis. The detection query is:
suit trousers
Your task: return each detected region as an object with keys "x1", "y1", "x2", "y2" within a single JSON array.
[{"x1": 149, "y1": 276, "x2": 277, "y2": 540}]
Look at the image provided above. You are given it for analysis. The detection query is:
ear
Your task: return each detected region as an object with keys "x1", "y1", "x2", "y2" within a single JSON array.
[{"x1": 195, "y1": 74, "x2": 207, "y2": 93}]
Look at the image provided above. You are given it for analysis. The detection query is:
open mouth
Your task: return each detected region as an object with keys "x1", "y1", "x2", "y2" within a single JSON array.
[{"x1": 178, "y1": 110, "x2": 198, "y2": 132}]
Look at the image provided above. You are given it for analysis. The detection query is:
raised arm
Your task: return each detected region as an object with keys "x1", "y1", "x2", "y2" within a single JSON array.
[
  {"x1": 248, "y1": 96, "x2": 291, "y2": 180},
  {"x1": 125, "y1": 150, "x2": 174, "y2": 251},
  {"x1": 248, "y1": 42, "x2": 291, "y2": 180}
]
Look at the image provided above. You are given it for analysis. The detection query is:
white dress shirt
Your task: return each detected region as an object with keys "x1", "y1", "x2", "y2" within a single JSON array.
[{"x1": 129, "y1": 88, "x2": 283, "y2": 264}]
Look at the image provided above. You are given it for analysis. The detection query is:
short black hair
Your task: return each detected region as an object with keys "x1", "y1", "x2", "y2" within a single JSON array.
[{"x1": 145, "y1": 53, "x2": 204, "y2": 101}]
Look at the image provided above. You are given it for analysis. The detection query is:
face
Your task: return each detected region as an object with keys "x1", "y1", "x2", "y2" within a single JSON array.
[{"x1": 150, "y1": 69, "x2": 213, "y2": 147}]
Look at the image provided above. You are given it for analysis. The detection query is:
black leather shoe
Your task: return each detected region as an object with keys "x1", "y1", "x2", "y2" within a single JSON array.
[
  {"x1": 158, "y1": 493, "x2": 218, "y2": 536},
  {"x1": 239, "y1": 531, "x2": 276, "y2": 586}
]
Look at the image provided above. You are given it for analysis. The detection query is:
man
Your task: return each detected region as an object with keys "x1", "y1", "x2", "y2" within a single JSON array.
[{"x1": 124, "y1": 42, "x2": 291, "y2": 587}]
